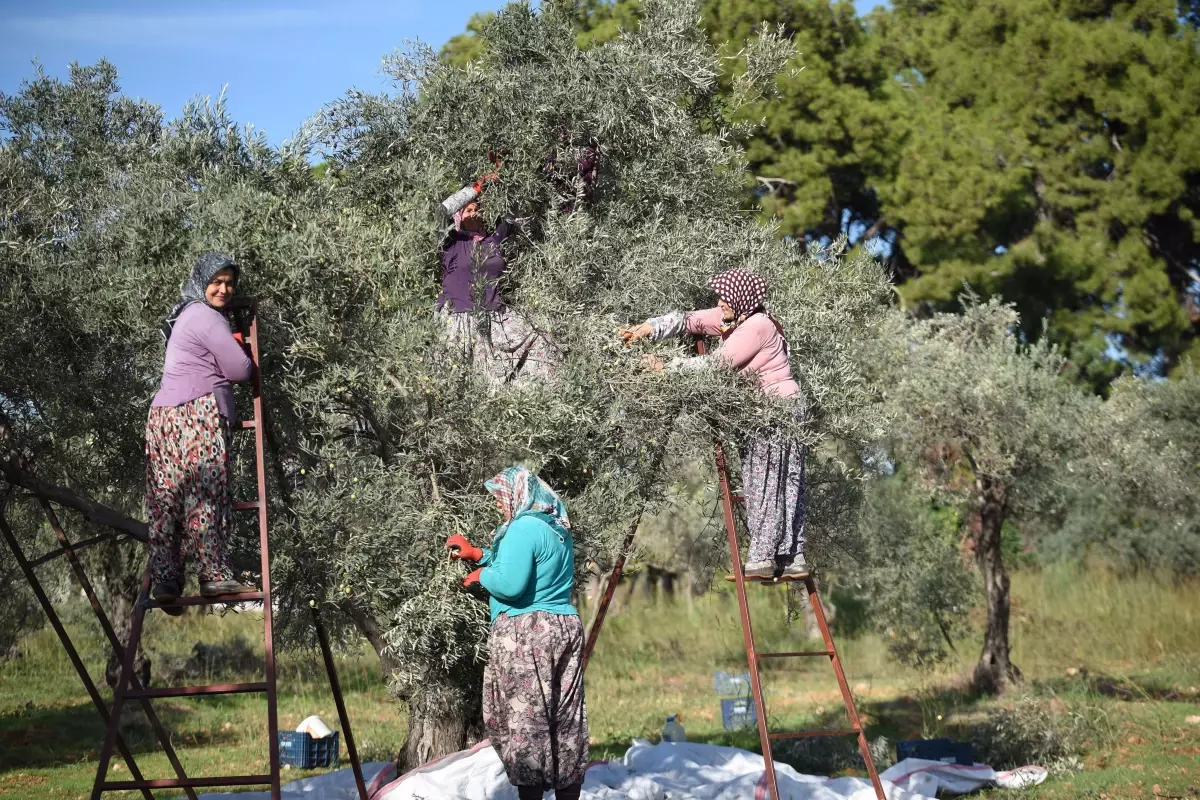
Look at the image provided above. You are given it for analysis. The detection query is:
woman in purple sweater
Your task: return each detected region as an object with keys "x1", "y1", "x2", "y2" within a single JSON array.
[
  {"x1": 147, "y1": 252, "x2": 256, "y2": 609},
  {"x1": 437, "y1": 174, "x2": 558, "y2": 386}
]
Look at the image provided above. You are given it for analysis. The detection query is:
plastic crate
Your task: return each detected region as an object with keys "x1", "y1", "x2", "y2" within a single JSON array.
[
  {"x1": 896, "y1": 738, "x2": 973, "y2": 765},
  {"x1": 278, "y1": 730, "x2": 340, "y2": 769},
  {"x1": 713, "y1": 670, "x2": 751, "y2": 697},
  {"x1": 720, "y1": 697, "x2": 757, "y2": 731}
]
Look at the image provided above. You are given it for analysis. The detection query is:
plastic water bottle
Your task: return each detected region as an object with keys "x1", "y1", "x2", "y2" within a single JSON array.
[{"x1": 662, "y1": 715, "x2": 687, "y2": 743}]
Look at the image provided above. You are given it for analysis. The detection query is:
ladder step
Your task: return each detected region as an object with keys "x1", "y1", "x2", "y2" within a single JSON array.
[
  {"x1": 768, "y1": 727, "x2": 860, "y2": 741},
  {"x1": 101, "y1": 775, "x2": 272, "y2": 790},
  {"x1": 758, "y1": 650, "x2": 835, "y2": 659},
  {"x1": 238, "y1": 419, "x2": 257, "y2": 429},
  {"x1": 730, "y1": 494, "x2": 744, "y2": 503},
  {"x1": 125, "y1": 682, "x2": 269, "y2": 699},
  {"x1": 148, "y1": 591, "x2": 264, "y2": 609},
  {"x1": 234, "y1": 501, "x2": 261, "y2": 511}
]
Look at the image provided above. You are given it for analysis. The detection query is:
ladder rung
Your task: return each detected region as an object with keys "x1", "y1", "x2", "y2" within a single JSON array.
[
  {"x1": 238, "y1": 419, "x2": 257, "y2": 429},
  {"x1": 149, "y1": 591, "x2": 264, "y2": 608},
  {"x1": 101, "y1": 775, "x2": 272, "y2": 790},
  {"x1": 233, "y1": 500, "x2": 261, "y2": 511},
  {"x1": 730, "y1": 494, "x2": 744, "y2": 503},
  {"x1": 125, "y1": 682, "x2": 268, "y2": 699},
  {"x1": 769, "y1": 727, "x2": 860, "y2": 740},
  {"x1": 758, "y1": 650, "x2": 835, "y2": 659}
]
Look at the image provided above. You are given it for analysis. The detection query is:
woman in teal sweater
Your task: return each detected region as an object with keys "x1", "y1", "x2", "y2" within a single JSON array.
[{"x1": 446, "y1": 466, "x2": 588, "y2": 800}]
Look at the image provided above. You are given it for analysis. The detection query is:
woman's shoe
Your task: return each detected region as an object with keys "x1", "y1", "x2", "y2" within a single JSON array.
[
  {"x1": 778, "y1": 555, "x2": 809, "y2": 580},
  {"x1": 200, "y1": 579, "x2": 257, "y2": 598},
  {"x1": 742, "y1": 560, "x2": 776, "y2": 580},
  {"x1": 152, "y1": 579, "x2": 185, "y2": 616}
]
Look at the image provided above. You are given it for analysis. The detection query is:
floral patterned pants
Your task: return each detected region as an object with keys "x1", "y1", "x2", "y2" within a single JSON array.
[
  {"x1": 440, "y1": 307, "x2": 560, "y2": 386},
  {"x1": 483, "y1": 611, "x2": 589, "y2": 791},
  {"x1": 741, "y1": 426, "x2": 807, "y2": 565},
  {"x1": 145, "y1": 394, "x2": 235, "y2": 585}
]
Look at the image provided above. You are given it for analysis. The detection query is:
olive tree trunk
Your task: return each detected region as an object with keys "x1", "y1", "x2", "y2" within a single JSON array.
[
  {"x1": 347, "y1": 601, "x2": 485, "y2": 772},
  {"x1": 971, "y1": 477, "x2": 1023, "y2": 694}
]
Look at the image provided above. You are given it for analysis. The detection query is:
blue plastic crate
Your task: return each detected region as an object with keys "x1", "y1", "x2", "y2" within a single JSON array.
[
  {"x1": 720, "y1": 697, "x2": 757, "y2": 731},
  {"x1": 713, "y1": 671, "x2": 751, "y2": 697},
  {"x1": 896, "y1": 738, "x2": 973, "y2": 765},
  {"x1": 278, "y1": 730, "x2": 340, "y2": 769}
]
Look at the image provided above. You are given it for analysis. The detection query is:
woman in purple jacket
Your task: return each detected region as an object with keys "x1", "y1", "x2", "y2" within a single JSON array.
[
  {"x1": 147, "y1": 253, "x2": 256, "y2": 609},
  {"x1": 438, "y1": 175, "x2": 558, "y2": 386}
]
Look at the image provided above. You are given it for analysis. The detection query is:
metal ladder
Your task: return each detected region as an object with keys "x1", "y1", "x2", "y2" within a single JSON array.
[
  {"x1": 712, "y1": 438, "x2": 885, "y2": 800},
  {"x1": 582, "y1": 335, "x2": 885, "y2": 800},
  {"x1": 88, "y1": 305, "x2": 367, "y2": 800}
]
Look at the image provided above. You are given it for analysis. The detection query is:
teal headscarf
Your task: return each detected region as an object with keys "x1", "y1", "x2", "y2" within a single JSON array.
[{"x1": 485, "y1": 466, "x2": 571, "y2": 541}]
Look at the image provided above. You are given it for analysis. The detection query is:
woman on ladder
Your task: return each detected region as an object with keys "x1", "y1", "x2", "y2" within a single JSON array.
[
  {"x1": 445, "y1": 467, "x2": 589, "y2": 800},
  {"x1": 147, "y1": 252, "x2": 257, "y2": 611},
  {"x1": 619, "y1": 269, "x2": 807, "y2": 582},
  {"x1": 437, "y1": 166, "x2": 558, "y2": 385}
]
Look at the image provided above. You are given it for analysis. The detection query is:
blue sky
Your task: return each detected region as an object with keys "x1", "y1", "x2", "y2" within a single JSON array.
[{"x1": 3, "y1": 0, "x2": 882, "y2": 144}]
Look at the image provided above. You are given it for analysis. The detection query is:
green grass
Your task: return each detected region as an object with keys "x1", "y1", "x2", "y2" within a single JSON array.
[{"x1": 3, "y1": 565, "x2": 1199, "y2": 798}]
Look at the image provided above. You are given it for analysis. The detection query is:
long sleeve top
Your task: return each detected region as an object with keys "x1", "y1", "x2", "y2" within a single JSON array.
[
  {"x1": 477, "y1": 512, "x2": 578, "y2": 624},
  {"x1": 647, "y1": 308, "x2": 799, "y2": 399},
  {"x1": 152, "y1": 303, "x2": 252, "y2": 420},
  {"x1": 437, "y1": 218, "x2": 514, "y2": 313}
]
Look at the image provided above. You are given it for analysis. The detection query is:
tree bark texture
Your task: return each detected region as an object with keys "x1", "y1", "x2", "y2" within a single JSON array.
[
  {"x1": 971, "y1": 477, "x2": 1023, "y2": 694},
  {"x1": 346, "y1": 601, "x2": 485, "y2": 773}
]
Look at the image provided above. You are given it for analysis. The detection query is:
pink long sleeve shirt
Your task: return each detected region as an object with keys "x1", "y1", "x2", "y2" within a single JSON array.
[{"x1": 649, "y1": 308, "x2": 799, "y2": 399}]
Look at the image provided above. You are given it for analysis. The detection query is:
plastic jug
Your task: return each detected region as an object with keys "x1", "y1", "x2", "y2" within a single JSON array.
[{"x1": 662, "y1": 714, "x2": 687, "y2": 743}]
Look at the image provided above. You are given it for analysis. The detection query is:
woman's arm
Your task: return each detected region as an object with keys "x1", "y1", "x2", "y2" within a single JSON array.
[
  {"x1": 479, "y1": 521, "x2": 537, "y2": 602},
  {"x1": 667, "y1": 322, "x2": 762, "y2": 373},
  {"x1": 200, "y1": 309, "x2": 252, "y2": 383}
]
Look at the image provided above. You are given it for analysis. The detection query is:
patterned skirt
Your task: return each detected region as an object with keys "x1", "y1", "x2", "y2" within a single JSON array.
[
  {"x1": 483, "y1": 611, "x2": 589, "y2": 790},
  {"x1": 144, "y1": 393, "x2": 235, "y2": 585},
  {"x1": 741, "y1": 422, "x2": 807, "y2": 565},
  {"x1": 440, "y1": 307, "x2": 559, "y2": 386}
]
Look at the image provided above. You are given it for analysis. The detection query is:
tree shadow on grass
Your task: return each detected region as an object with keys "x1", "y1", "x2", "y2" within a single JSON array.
[{"x1": 0, "y1": 697, "x2": 240, "y2": 770}]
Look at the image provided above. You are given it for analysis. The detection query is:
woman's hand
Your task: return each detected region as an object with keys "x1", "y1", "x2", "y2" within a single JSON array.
[
  {"x1": 446, "y1": 534, "x2": 484, "y2": 563},
  {"x1": 463, "y1": 568, "x2": 484, "y2": 588},
  {"x1": 642, "y1": 354, "x2": 665, "y2": 372},
  {"x1": 620, "y1": 323, "x2": 652, "y2": 343}
]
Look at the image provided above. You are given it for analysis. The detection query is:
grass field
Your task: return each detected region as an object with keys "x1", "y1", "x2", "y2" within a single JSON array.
[{"x1": 2, "y1": 565, "x2": 1199, "y2": 799}]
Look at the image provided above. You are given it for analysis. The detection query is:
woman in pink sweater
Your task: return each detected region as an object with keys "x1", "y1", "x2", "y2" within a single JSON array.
[{"x1": 621, "y1": 269, "x2": 807, "y2": 581}]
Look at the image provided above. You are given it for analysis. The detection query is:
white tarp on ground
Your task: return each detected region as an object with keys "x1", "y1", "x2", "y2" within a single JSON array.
[{"x1": 175, "y1": 740, "x2": 1047, "y2": 800}]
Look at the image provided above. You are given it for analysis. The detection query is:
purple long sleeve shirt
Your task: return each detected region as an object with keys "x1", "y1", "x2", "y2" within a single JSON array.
[
  {"x1": 437, "y1": 218, "x2": 513, "y2": 313},
  {"x1": 152, "y1": 303, "x2": 252, "y2": 420}
]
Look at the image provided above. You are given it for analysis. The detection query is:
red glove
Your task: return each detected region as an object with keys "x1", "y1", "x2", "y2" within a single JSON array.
[
  {"x1": 446, "y1": 534, "x2": 483, "y2": 563},
  {"x1": 463, "y1": 568, "x2": 483, "y2": 588},
  {"x1": 472, "y1": 171, "x2": 499, "y2": 192}
]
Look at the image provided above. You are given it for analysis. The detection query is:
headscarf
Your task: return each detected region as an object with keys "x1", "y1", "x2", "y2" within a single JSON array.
[
  {"x1": 161, "y1": 252, "x2": 240, "y2": 341},
  {"x1": 485, "y1": 466, "x2": 571, "y2": 543},
  {"x1": 708, "y1": 268, "x2": 785, "y2": 342}
]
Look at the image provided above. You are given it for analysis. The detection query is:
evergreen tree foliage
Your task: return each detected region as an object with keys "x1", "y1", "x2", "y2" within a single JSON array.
[{"x1": 1, "y1": 0, "x2": 892, "y2": 763}]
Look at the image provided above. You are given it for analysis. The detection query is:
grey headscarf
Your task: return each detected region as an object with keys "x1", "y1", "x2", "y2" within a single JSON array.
[{"x1": 161, "y1": 252, "x2": 240, "y2": 341}]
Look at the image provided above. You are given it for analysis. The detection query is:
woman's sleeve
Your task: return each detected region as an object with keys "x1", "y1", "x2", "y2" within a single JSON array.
[
  {"x1": 477, "y1": 547, "x2": 494, "y2": 567},
  {"x1": 479, "y1": 521, "x2": 537, "y2": 601},
  {"x1": 646, "y1": 311, "x2": 687, "y2": 341},
  {"x1": 201, "y1": 311, "x2": 253, "y2": 383},
  {"x1": 667, "y1": 326, "x2": 760, "y2": 373},
  {"x1": 684, "y1": 307, "x2": 726, "y2": 337}
]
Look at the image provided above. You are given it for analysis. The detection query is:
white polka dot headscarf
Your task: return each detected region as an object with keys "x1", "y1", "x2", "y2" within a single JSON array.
[{"x1": 709, "y1": 269, "x2": 768, "y2": 316}]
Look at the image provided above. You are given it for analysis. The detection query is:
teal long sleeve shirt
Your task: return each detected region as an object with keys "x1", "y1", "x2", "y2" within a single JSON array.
[{"x1": 477, "y1": 512, "x2": 578, "y2": 623}]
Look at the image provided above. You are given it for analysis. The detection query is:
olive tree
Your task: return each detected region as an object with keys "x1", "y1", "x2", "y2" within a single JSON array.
[{"x1": 2, "y1": 0, "x2": 893, "y2": 766}]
